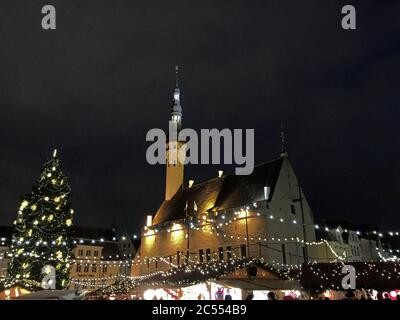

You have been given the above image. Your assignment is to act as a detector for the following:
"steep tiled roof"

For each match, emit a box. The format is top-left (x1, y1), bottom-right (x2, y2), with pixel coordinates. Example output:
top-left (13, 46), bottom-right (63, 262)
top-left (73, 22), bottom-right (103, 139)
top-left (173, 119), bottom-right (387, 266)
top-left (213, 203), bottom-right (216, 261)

top-left (153, 158), bottom-right (284, 225)
top-left (99, 241), bottom-right (124, 260)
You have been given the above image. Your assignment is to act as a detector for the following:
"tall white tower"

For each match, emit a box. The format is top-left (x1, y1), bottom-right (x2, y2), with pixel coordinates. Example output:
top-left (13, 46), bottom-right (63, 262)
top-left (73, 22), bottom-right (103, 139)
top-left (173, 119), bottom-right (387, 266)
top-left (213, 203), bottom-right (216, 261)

top-left (165, 66), bottom-right (185, 200)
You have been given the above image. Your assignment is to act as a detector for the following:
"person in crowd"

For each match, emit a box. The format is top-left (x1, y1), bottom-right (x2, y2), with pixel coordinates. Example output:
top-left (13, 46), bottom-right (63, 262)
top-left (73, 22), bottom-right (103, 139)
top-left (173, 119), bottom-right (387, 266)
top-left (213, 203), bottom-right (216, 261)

top-left (215, 288), bottom-right (224, 300)
top-left (382, 292), bottom-right (391, 300)
top-left (224, 289), bottom-right (232, 300)
top-left (343, 290), bottom-right (356, 300)
top-left (267, 291), bottom-right (276, 300)
top-left (245, 293), bottom-right (254, 300)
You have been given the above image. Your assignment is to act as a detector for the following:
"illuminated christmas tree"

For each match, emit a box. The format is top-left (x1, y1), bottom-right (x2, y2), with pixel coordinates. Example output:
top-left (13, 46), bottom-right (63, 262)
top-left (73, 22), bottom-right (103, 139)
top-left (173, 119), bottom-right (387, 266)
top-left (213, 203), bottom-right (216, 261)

top-left (5, 150), bottom-right (74, 289)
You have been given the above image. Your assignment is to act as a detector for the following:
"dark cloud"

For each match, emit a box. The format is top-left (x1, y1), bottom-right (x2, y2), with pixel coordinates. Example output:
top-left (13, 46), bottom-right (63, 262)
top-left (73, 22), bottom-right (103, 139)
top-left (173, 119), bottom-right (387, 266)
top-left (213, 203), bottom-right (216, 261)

top-left (0, 0), bottom-right (399, 233)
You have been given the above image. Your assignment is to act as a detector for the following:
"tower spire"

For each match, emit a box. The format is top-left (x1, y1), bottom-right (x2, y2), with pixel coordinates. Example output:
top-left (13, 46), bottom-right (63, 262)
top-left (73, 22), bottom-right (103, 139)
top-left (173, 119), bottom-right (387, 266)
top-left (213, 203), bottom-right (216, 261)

top-left (165, 66), bottom-right (185, 201)
top-left (171, 65), bottom-right (182, 130)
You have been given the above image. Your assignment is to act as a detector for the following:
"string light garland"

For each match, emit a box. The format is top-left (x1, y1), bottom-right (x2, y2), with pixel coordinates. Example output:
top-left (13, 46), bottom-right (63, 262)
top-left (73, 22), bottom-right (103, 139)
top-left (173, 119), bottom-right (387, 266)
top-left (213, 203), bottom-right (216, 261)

top-left (1, 196), bottom-right (399, 291)
top-left (143, 202), bottom-right (400, 238)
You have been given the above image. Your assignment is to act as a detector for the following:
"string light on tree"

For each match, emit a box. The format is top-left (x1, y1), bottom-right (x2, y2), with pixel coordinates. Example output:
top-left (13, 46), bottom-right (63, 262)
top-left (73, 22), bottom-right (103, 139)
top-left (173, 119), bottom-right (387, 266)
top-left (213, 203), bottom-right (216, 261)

top-left (4, 149), bottom-right (74, 289)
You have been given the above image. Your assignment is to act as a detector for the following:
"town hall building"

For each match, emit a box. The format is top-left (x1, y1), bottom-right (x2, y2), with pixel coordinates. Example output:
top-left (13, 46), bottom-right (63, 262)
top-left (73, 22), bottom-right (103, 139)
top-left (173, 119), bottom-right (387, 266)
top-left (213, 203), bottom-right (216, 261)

top-left (132, 68), bottom-right (318, 276)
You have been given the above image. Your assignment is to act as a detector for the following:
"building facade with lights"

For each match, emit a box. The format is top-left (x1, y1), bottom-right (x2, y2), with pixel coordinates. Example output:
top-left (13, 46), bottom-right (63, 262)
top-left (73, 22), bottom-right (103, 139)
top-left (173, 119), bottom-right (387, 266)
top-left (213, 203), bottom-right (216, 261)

top-left (69, 241), bottom-right (125, 290)
top-left (67, 227), bottom-right (136, 290)
top-left (0, 246), bottom-right (10, 281)
top-left (132, 69), bottom-right (318, 276)
top-left (0, 226), bottom-right (12, 281)
top-left (314, 224), bottom-right (387, 263)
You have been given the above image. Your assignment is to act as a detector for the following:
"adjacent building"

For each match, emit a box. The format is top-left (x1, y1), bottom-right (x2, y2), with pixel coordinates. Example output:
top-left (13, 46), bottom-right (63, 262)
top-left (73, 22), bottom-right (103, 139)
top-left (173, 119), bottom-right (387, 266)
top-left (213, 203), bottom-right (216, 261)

top-left (68, 226), bottom-right (136, 290)
top-left (314, 222), bottom-right (388, 263)
top-left (0, 226), bottom-right (12, 281)
top-left (69, 241), bottom-right (125, 290)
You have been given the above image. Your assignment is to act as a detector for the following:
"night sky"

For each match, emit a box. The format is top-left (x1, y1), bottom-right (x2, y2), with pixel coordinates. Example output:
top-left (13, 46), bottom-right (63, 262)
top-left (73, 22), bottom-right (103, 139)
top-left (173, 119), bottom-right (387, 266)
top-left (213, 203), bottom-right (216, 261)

top-left (0, 1), bottom-right (399, 234)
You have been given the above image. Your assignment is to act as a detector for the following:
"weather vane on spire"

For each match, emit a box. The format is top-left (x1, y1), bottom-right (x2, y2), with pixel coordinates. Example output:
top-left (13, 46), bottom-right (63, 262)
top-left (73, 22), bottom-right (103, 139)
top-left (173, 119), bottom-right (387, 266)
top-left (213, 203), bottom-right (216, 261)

top-left (175, 65), bottom-right (179, 88)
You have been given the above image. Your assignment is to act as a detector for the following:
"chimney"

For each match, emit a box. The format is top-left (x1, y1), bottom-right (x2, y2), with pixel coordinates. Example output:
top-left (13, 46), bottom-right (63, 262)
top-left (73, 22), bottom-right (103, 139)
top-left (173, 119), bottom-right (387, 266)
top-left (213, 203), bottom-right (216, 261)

top-left (146, 215), bottom-right (153, 227)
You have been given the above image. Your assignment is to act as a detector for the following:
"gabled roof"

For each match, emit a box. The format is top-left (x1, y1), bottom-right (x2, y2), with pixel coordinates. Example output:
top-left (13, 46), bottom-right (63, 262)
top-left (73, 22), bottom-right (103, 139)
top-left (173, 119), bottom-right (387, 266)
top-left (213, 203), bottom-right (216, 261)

top-left (138, 258), bottom-right (294, 289)
top-left (153, 158), bottom-right (284, 225)
top-left (99, 241), bottom-right (124, 260)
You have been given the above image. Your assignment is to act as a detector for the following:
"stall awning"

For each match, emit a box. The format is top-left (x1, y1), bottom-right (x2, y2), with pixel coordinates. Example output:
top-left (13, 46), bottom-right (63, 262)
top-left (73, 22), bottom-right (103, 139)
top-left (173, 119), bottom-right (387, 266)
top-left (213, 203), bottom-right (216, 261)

top-left (300, 262), bottom-right (400, 291)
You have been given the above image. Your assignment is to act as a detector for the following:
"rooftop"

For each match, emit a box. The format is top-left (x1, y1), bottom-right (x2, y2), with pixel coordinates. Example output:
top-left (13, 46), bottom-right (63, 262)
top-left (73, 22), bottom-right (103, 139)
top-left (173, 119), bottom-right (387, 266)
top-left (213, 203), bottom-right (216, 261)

top-left (153, 158), bottom-right (284, 225)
